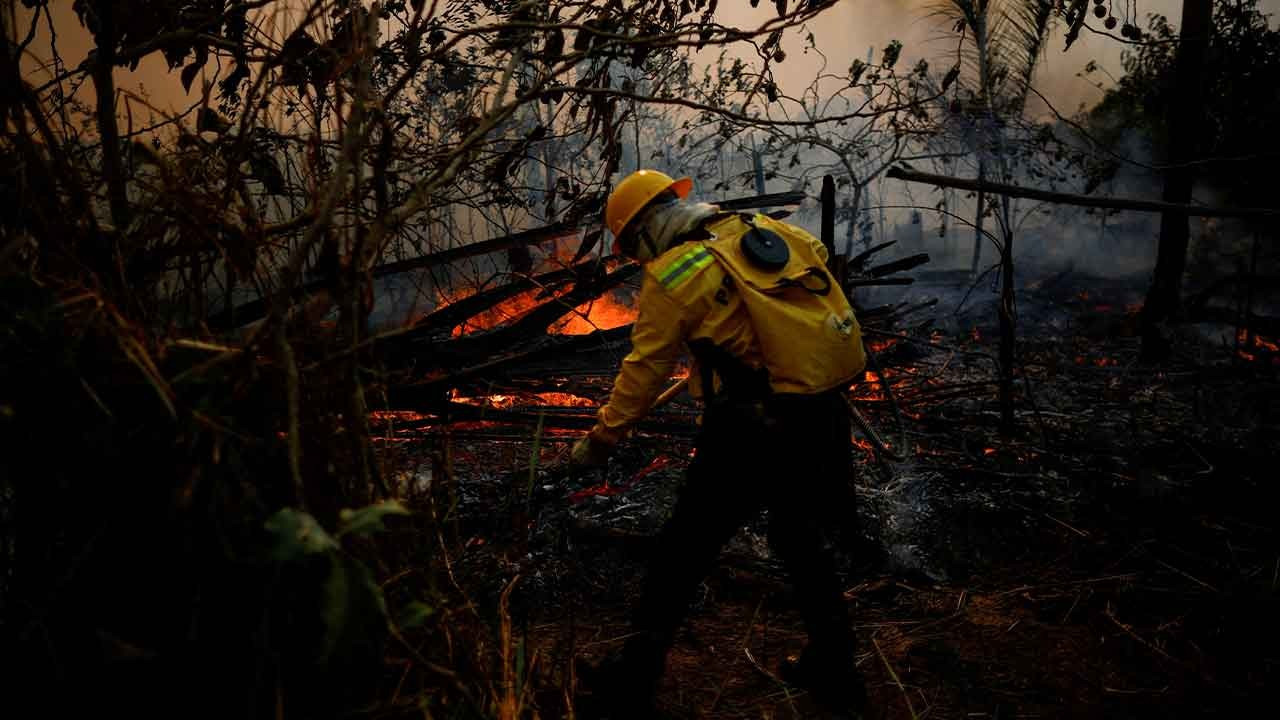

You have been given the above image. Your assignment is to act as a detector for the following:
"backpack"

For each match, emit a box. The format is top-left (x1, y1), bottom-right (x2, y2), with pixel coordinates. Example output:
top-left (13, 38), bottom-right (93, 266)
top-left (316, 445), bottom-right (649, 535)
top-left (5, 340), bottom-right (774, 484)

top-left (702, 214), bottom-right (866, 394)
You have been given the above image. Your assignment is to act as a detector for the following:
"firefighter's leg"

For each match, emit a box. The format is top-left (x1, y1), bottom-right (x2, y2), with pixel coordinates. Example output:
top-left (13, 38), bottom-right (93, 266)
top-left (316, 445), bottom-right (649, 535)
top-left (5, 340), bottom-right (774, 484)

top-left (767, 395), bottom-right (865, 710)
top-left (589, 413), bottom-right (763, 712)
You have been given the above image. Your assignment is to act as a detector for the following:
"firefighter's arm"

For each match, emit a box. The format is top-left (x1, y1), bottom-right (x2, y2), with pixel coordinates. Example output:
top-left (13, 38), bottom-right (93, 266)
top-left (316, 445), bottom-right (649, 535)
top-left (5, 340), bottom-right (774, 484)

top-left (588, 273), bottom-right (692, 446)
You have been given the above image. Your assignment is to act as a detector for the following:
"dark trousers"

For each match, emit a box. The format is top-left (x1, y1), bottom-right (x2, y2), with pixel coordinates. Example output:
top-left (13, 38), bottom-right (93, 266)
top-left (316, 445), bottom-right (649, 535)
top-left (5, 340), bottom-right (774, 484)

top-left (618, 390), bottom-right (857, 699)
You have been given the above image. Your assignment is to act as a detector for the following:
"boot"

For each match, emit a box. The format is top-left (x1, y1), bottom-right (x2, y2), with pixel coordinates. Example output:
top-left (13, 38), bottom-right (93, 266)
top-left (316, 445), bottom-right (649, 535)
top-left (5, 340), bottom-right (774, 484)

top-left (778, 649), bottom-right (867, 718)
top-left (574, 653), bottom-right (658, 720)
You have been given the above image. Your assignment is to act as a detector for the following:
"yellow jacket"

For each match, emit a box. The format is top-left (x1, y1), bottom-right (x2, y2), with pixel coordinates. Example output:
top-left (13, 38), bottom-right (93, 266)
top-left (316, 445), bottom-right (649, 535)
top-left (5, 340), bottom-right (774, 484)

top-left (588, 213), bottom-right (865, 445)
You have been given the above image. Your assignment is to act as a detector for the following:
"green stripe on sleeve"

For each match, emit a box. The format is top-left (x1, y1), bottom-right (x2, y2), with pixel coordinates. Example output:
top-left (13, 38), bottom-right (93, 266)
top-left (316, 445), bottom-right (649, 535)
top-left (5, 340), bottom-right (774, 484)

top-left (658, 248), bottom-right (713, 289)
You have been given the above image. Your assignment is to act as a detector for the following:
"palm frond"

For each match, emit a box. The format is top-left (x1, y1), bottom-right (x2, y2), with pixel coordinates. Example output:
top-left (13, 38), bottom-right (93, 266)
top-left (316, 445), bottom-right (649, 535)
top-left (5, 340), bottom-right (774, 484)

top-left (929, 0), bottom-right (1058, 115)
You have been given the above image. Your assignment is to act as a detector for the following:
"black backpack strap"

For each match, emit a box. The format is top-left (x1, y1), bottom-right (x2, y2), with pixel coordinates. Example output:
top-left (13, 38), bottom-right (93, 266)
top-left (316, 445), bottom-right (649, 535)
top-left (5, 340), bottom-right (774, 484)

top-left (687, 338), bottom-right (771, 404)
top-left (774, 266), bottom-right (832, 296)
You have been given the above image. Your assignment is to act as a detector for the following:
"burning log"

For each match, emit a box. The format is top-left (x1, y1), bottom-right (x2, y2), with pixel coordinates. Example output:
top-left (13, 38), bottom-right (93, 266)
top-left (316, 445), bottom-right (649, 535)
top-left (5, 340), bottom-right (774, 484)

top-left (497, 265), bottom-right (640, 340)
top-left (402, 259), bottom-right (608, 336)
top-left (386, 326), bottom-right (633, 404)
top-left (414, 264), bottom-right (641, 367)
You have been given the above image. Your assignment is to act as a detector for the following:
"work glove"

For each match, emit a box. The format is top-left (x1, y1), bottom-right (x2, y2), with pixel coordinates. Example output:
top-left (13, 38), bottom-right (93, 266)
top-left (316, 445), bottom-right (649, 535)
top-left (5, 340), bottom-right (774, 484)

top-left (570, 434), bottom-right (614, 468)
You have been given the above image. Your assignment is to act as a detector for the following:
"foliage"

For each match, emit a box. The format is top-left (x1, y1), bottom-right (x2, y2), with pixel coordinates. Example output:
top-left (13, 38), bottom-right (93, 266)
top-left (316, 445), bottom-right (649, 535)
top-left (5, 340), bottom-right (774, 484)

top-left (1088, 0), bottom-right (1280, 210)
top-left (1, 1), bottom-right (878, 717)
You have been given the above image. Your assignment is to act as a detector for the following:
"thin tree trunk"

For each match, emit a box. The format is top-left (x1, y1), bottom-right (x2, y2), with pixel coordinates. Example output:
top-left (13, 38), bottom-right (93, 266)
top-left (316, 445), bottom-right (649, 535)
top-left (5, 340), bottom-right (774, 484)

top-left (971, 159), bottom-right (986, 274)
top-left (998, 200), bottom-right (1016, 435)
top-left (90, 11), bottom-right (128, 232)
top-left (820, 174), bottom-right (836, 262)
top-left (1140, 0), bottom-right (1213, 362)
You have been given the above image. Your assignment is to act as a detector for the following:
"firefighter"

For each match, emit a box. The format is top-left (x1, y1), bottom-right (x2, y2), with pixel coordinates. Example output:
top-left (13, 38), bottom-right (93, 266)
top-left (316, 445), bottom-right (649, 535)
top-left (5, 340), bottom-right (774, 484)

top-left (570, 170), bottom-right (868, 718)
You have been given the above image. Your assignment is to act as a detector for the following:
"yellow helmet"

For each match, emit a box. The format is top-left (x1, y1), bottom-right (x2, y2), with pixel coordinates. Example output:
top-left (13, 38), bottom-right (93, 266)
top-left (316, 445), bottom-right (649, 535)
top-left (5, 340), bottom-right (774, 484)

top-left (605, 170), bottom-right (693, 240)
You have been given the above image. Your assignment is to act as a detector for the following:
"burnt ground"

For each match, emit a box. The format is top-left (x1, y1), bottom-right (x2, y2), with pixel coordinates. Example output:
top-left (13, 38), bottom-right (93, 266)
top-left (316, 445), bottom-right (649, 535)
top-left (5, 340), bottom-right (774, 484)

top-left (374, 270), bottom-right (1279, 719)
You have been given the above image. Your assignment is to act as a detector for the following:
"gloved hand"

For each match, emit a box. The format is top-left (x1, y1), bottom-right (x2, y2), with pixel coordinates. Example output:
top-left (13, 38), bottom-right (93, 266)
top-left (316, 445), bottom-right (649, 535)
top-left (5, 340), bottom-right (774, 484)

top-left (570, 434), bottom-right (614, 467)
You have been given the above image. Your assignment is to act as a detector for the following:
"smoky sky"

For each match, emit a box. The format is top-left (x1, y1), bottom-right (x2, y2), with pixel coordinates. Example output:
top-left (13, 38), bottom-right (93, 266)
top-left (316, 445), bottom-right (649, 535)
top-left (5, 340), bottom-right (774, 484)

top-left (719, 0), bottom-right (1280, 121)
top-left (24, 0), bottom-right (1279, 119)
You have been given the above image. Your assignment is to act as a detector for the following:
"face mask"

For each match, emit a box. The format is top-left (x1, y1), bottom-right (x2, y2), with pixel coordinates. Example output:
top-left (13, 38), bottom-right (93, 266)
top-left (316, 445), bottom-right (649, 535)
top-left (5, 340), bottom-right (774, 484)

top-left (622, 200), bottom-right (717, 262)
top-left (630, 199), bottom-right (679, 262)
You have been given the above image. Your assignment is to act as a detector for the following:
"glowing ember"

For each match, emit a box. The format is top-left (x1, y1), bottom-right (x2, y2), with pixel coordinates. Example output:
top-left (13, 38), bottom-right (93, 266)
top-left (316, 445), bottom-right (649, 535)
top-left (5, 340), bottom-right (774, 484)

top-left (1235, 329), bottom-right (1280, 363)
top-left (1238, 328), bottom-right (1280, 352)
top-left (568, 453), bottom-right (679, 504)
top-left (568, 481), bottom-right (622, 503)
top-left (851, 436), bottom-right (875, 455)
top-left (370, 410), bottom-right (435, 423)
top-left (867, 337), bottom-right (899, 353)
top-left (630, 453), bottom-right (676, 483)
top-left (451, 390), bottom-right (597, 409)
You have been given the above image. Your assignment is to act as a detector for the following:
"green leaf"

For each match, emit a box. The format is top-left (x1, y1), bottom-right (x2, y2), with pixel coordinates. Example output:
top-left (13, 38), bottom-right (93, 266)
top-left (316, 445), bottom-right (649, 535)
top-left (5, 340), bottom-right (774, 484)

top-left (181, 61), bottom-right (202, 94)
top-left (320, 552), bottom-right (389, 663)
top-left (337, 500), bottom-right (411, 539)
top-left (265, 508), bottom-right (337, 561)
top-left (881, 39), bottom-right (902, 70)
top-left (397, 601), bottom-right (436, 630)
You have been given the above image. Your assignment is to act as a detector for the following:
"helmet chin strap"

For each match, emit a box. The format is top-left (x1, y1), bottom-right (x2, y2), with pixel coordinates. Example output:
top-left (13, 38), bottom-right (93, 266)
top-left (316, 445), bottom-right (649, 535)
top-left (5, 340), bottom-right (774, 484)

top-left (632, 200), bottom-right (718, 262)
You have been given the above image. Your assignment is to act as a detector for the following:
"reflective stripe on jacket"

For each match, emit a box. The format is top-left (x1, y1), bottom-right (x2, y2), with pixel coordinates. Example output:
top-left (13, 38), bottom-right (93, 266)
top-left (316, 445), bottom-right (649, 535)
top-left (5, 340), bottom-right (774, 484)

top-left (588, 213), bottom-right (862, 445)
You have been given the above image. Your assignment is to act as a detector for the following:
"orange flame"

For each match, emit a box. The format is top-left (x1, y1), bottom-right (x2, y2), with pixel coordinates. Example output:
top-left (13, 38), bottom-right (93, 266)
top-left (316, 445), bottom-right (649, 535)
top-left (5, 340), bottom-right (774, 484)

top-left (449, 288), bottom-right (546, 337)
top-left (552, 293), bottom-right (637, 335)
top-left (441, 285), bottom-right (636, 337)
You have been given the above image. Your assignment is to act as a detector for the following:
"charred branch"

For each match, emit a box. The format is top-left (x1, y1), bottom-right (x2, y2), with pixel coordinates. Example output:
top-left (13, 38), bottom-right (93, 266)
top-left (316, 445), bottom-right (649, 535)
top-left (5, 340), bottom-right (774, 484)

top-left (717, 190), bottom-right (808, 211)
top-left (849, 241), bottom-right (897, 272)
top-left (847, 277), bottom-right (915, 288)
top-left (885, 167), bottom-right (1280, 220)
top-left (867, 253), bottom-right (931, 278)
top-left (385, 325), bottom-right (633, 403)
